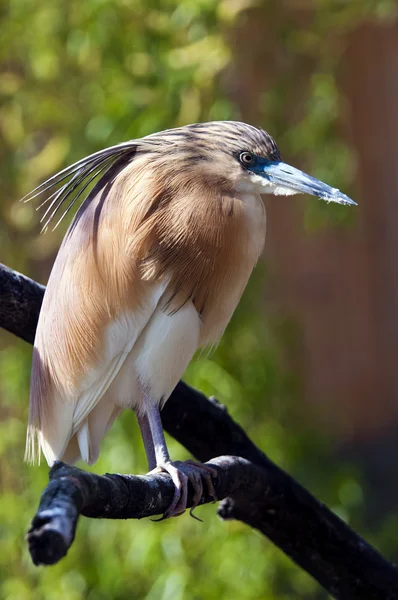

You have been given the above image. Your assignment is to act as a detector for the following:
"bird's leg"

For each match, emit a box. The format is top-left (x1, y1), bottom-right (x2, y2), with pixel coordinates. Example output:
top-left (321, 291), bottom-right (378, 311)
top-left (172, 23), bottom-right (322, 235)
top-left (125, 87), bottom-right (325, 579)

top-left (139, 400), bottom-right (217, 519)
top-left (136, 412), bottom-right (156, 471)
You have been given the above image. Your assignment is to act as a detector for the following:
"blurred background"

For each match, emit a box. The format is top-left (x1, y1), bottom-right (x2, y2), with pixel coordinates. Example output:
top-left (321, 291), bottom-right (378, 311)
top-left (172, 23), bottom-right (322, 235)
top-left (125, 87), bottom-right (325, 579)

top-left (1, 1), bottom-right (398, 598)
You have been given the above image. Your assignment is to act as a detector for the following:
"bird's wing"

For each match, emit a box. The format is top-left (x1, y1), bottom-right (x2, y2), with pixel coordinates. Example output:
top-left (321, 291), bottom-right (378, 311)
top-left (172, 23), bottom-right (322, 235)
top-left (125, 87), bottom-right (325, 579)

top-left (26, 156), bottom-right (170, 466)
top-left (29, 250), bottom-right (168, 466)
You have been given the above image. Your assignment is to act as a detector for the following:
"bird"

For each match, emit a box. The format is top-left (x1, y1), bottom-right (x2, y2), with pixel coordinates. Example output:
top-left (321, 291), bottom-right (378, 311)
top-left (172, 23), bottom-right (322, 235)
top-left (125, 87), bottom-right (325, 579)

top-left (24, 121), bottom-right (356, 518)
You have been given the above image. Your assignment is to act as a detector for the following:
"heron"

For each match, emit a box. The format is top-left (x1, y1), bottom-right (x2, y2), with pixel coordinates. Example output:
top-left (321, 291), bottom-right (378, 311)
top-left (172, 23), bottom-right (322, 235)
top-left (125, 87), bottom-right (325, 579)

top-left (24, 121), bottom-right (355, 518)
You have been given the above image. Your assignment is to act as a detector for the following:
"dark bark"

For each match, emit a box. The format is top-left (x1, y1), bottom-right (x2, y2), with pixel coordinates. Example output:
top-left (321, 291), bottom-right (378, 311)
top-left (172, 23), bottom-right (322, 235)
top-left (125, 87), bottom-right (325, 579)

top-left (1, 261), bottom-right (398, 599)
top-left (0, 262), bottom-right (45, 344)
top-left (27, 456), bottom-right (257, 565)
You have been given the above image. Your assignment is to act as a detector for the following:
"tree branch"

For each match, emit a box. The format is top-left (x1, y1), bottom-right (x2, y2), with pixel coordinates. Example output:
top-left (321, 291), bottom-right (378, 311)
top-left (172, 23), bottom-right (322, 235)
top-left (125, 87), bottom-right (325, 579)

top-left (1, 261), bottom-right (398, 599)
top-left (27, 456), bottom-right (257, 565)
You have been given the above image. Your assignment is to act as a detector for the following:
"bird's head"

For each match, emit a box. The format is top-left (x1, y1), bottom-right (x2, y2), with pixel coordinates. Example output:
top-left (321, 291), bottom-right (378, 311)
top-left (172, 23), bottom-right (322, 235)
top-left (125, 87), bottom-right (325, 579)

top-left (142, 121), bottom-right (356, 206)
top-left (23, 120), bottom-right (355, 234)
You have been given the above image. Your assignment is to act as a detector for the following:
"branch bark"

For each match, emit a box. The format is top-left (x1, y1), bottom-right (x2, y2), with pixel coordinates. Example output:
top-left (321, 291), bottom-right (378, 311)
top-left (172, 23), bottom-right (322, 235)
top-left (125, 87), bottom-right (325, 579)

top-left (1, 261), bottom-right (398, 599)
top-left (26, 456), bottom-right (257, 565)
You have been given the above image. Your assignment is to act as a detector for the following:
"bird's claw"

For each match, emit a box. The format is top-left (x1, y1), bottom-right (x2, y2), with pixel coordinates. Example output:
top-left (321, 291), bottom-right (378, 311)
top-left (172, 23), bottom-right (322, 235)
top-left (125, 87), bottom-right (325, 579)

top-left (151, 460), bottom-right (218, 520)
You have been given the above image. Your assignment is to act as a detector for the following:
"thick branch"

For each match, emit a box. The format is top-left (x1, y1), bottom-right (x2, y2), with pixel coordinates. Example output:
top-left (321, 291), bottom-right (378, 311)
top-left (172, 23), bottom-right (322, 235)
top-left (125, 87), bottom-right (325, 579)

top-left (0, 262), bottom-right (45, 344)
top-left (1, 261), bottom-right (398, 599)
top-left (27, 456), bottom-right (257, 565)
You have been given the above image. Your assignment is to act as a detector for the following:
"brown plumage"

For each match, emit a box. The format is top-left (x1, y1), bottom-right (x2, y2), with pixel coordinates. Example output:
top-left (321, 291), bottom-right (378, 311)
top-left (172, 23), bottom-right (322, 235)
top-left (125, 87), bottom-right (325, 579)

top-left (24, 121), bottom-right (355, 517)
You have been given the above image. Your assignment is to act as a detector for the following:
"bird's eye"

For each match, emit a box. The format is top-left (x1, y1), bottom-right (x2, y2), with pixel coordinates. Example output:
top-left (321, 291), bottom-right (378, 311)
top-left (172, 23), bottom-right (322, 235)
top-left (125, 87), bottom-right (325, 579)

top-left (239, 152), bottom-right (255, 166)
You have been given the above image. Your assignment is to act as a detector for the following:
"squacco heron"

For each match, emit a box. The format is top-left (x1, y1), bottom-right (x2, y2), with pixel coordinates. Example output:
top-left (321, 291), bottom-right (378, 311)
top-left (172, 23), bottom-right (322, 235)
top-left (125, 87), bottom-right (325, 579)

top-left (24, 121), bottom-right (355, 518)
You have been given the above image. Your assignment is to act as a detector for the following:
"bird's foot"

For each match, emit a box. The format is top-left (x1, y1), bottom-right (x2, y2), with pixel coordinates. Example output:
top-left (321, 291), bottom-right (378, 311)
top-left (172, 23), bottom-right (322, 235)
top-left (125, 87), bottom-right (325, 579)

top-left (151, 460), bottom-right (217, 520)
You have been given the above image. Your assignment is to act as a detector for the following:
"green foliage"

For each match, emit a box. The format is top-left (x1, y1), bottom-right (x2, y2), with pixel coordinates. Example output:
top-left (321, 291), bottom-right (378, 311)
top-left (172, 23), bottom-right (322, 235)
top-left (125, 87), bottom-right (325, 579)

top-left (0, 1), bottom-right (396, 599)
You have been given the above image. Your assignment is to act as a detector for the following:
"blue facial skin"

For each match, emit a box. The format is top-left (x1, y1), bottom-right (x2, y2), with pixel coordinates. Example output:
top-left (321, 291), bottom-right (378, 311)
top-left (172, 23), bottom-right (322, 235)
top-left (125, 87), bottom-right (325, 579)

top-left (247, 157), bottom-right (357, 206)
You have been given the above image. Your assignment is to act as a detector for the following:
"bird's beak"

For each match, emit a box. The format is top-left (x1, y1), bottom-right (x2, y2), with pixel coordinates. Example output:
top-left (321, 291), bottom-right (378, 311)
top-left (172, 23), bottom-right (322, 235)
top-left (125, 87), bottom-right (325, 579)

top-left (254, 160), bottom-right (356, 206)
